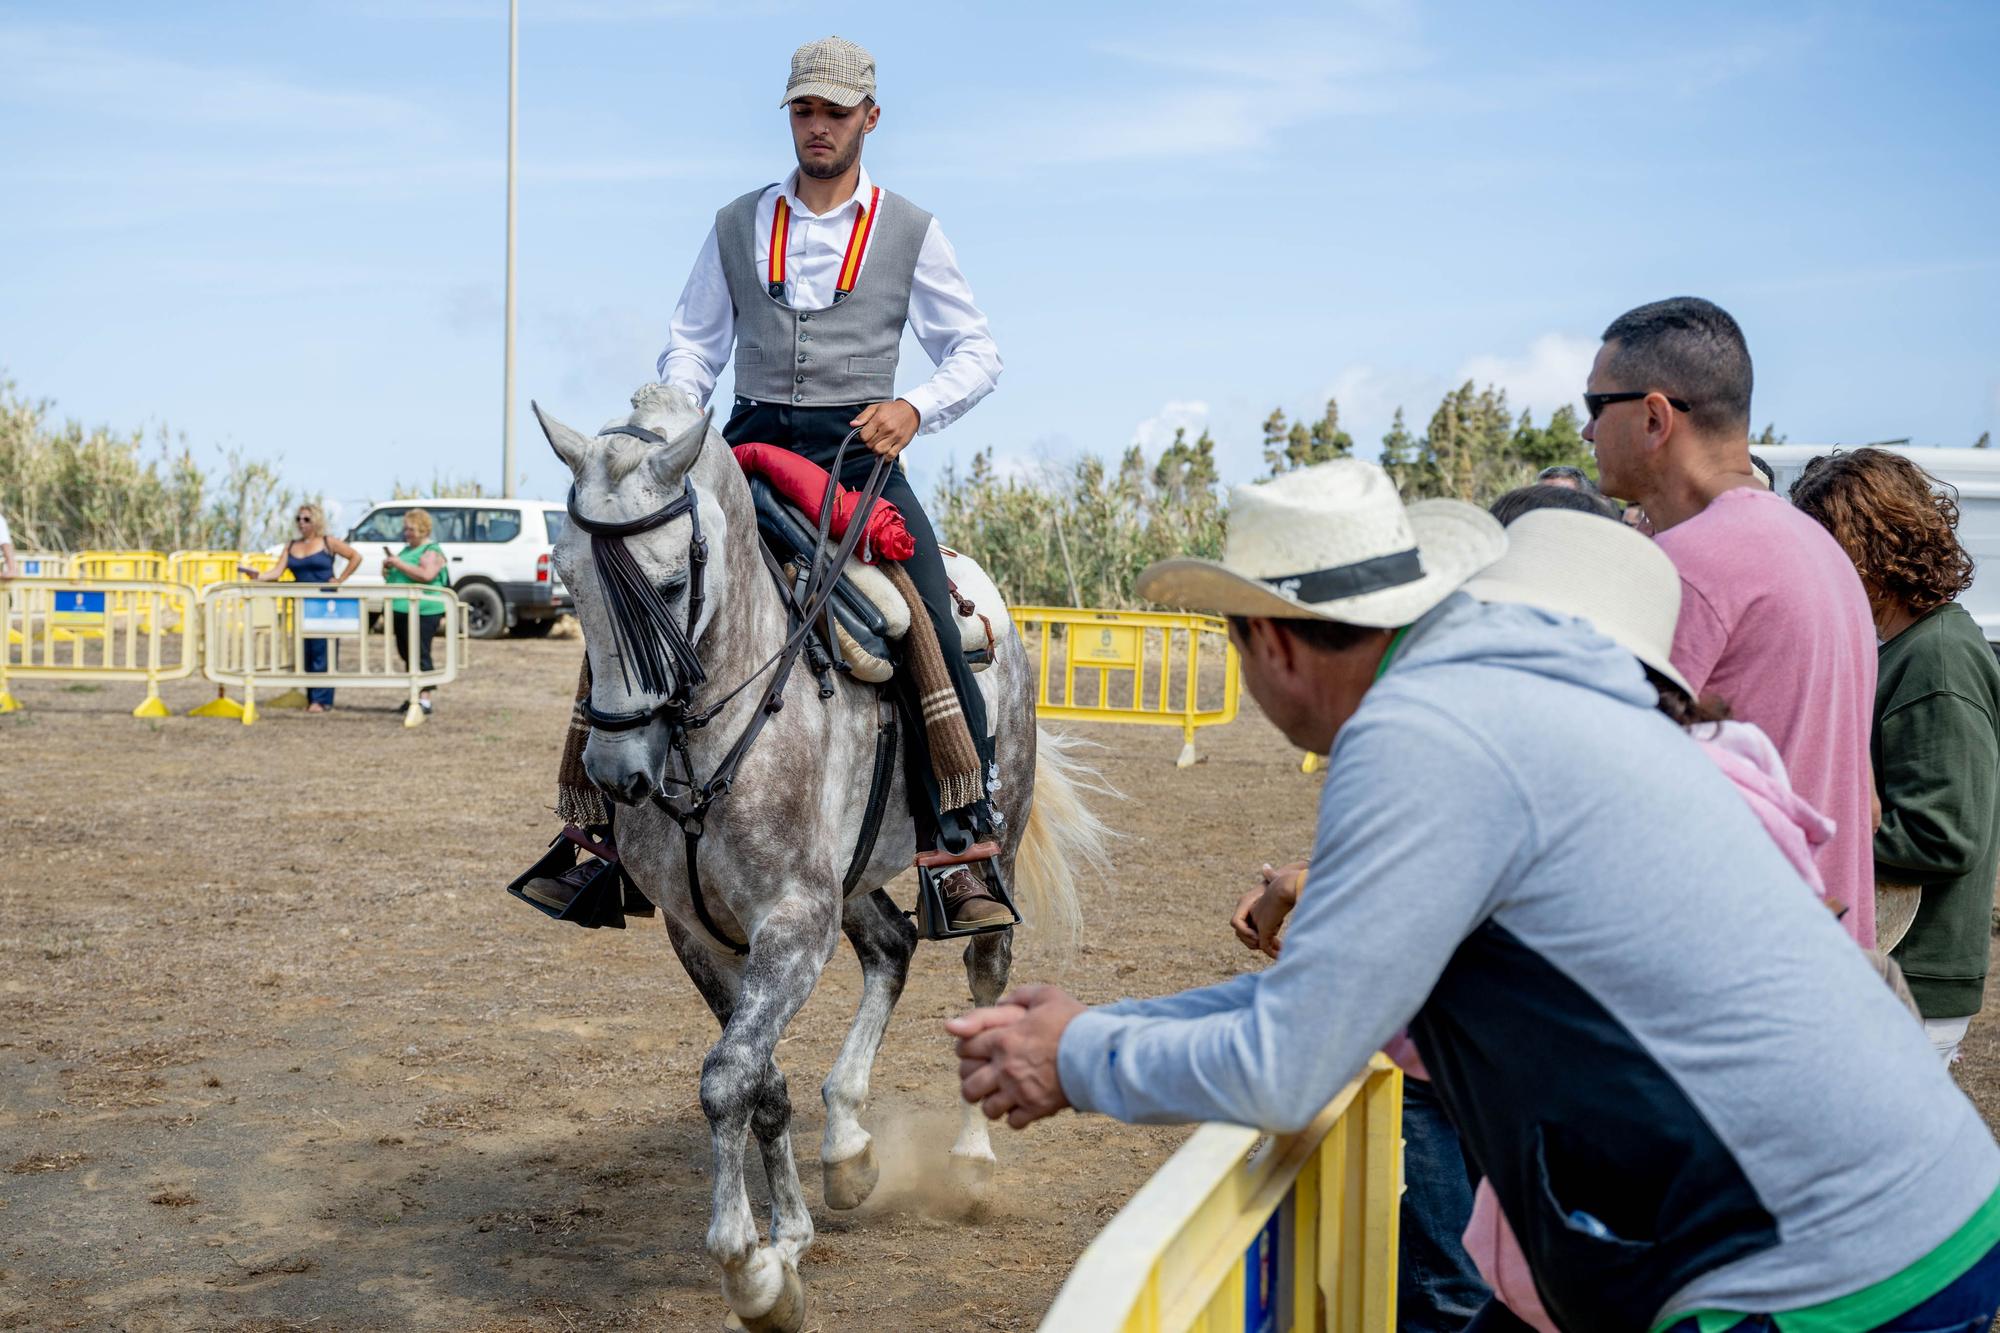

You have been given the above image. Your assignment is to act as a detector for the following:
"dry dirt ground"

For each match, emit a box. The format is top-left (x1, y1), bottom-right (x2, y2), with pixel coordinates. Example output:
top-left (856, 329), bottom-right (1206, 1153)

top-left (9, 636), bottom-right (2000, 1333)
top-left (0, 632), bottom-right (1324, 1332)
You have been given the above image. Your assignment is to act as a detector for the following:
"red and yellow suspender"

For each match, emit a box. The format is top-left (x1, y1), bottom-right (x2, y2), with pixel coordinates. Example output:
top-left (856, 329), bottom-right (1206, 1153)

top-left (766, 186), bottom-right (880, 305)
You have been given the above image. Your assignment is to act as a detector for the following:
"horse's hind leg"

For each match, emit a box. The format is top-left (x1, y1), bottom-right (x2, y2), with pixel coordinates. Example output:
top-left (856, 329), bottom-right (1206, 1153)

top-left (952, 926), bottom-right (1014, 1186)
top-left (698, 897), bottom-right (833, 1333)
top-left (820, 888), bottom-right (917, 1210)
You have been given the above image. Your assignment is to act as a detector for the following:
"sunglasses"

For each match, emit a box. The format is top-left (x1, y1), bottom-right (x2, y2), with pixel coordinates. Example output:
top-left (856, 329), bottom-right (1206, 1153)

top-left (1584, 390), bottom-right (1691, 422)
top-left (296, 515), bottom-right (313, 523)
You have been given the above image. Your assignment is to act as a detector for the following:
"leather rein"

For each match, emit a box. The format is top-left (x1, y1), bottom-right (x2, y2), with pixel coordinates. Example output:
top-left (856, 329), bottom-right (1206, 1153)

top-left (568, 420), bottom-right (894, 953)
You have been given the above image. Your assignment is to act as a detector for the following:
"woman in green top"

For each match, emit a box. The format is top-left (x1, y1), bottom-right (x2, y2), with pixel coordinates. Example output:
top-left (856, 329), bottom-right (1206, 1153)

top-left (381, 507), bottom-right (450, 716)
top-left (1793, 448), bottom-right (2000, 1066)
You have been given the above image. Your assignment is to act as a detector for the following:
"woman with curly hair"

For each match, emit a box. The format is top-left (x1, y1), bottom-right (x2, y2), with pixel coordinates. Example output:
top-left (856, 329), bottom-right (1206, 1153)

top-left (1792, 448), bottom-right (2000, 1065)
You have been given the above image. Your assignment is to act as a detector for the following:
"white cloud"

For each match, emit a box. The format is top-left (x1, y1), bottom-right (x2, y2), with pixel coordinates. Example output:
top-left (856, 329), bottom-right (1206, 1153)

top-left (1455, 334), bottom-right (1596, 423)
top-left (1132, 400), bottom-right (1211, 454)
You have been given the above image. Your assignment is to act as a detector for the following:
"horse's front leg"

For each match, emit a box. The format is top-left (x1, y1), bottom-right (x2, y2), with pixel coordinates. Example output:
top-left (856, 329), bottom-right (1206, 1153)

top-left (700, 890), bottom-right (835, 1333)
top-left (820, 888), bottom-right (918, 1210)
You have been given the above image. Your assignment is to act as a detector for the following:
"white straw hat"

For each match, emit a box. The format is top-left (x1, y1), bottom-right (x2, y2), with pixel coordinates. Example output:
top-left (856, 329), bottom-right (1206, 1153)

top-left (1462, 508), bottom-right (1693, 698)
top-left (1135, 459), bottom-right (1506, 627)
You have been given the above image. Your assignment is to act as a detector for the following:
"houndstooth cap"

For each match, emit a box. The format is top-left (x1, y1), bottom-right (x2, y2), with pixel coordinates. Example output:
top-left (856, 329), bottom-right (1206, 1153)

top-left (781, 36), bottom-right (875, 107)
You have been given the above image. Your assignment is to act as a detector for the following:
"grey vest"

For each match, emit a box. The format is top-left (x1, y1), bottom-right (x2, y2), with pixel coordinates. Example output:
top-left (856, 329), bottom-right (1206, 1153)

top-left (717, 184), bottom-right (932, 407)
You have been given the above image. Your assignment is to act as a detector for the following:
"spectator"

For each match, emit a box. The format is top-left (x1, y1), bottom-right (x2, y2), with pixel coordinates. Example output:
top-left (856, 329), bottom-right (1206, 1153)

top-left (1533, 464), bottom-right (1598, 493)
top-left (1750, 453), bottom-right (1776, 490)
top-left (1621, 501), bottom-right (1656, 537)
top-left (1585, 296), bottom-right (1880, 943)
top-left (0, 503), bottom-right (16, 579)
top-left (1792, 448), bottom-right (2000, 1065)
top-left (951, 459), bottom-right (2000, 1333)
top-left (382, 508), bottom-right (449, 716)
top-left (1489, 482), bottom-right (1620, 527)
top-left (247, 502), bottom-right (359, 712)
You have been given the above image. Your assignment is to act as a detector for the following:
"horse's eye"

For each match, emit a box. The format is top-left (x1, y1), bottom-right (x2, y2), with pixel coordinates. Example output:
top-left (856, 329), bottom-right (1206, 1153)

top-left (657, 573), bottom-right (688, 602)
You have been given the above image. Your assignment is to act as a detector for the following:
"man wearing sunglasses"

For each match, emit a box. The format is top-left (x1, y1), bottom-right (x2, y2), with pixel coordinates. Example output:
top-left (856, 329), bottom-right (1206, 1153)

top-left (1585, 296), bottom-right (1879, 948)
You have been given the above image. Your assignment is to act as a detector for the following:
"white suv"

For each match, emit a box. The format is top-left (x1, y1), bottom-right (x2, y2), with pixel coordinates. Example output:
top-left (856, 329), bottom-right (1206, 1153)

top-left (344, 498), bottom-right (573, 639)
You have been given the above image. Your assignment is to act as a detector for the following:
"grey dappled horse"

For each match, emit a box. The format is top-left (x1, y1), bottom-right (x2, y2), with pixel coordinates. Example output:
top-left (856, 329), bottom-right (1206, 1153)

top-left (536, 383), bottom-right (1110, 1331)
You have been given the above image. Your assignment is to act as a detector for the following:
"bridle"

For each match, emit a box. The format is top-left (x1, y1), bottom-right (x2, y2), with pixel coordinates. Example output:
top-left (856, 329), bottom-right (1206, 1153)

top-left (566, 417), bottom-right (894, 952)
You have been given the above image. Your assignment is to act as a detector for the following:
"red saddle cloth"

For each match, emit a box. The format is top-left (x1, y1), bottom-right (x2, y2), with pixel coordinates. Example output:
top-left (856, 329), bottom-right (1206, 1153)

top-left (731, 442), bottom-right (916, 563)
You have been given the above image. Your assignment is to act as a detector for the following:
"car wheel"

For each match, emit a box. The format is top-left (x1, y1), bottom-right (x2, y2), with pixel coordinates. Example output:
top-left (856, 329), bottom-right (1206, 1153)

top-left (460, 582), bottom-right (506, 639)
top-left (512, 617), bottom-right (559, 638)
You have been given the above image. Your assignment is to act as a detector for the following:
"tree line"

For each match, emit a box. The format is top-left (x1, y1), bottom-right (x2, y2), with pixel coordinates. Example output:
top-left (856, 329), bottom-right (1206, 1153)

top-left (934, 382), bottom-right (1609, 608)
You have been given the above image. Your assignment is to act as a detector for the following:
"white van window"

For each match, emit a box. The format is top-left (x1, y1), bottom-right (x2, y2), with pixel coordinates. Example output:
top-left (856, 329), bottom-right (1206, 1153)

top-left (544, 511), bottom-right (568, 542)
top-left (468, 508), bottom-right (522, 543)
top-left (352, 509), bottom-right (406, 542)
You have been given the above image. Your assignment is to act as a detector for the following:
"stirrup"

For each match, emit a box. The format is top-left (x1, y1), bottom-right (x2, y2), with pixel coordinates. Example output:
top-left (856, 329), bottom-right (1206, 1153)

top-left (912, 842), bottom-right (1020, 941)
top-left (506, 827), bottom-right (629, 930)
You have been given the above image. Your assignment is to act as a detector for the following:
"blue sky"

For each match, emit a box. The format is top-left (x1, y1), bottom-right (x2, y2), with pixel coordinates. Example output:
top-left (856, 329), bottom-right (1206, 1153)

top-left (4, 0), bottom-right (1997, 521)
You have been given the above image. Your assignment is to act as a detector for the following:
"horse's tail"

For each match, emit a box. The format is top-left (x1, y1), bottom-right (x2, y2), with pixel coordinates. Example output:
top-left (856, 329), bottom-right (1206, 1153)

top-left (1012, 727), bottom-right (1118, 953)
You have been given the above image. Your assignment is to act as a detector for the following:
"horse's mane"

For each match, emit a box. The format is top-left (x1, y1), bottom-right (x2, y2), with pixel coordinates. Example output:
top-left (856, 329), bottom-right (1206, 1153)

top-left (602, 382), bottom-right (708, 485)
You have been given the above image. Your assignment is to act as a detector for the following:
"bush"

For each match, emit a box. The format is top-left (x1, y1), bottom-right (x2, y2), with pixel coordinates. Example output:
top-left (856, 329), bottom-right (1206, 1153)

top-left (0, 379), bottom-right (297, 553)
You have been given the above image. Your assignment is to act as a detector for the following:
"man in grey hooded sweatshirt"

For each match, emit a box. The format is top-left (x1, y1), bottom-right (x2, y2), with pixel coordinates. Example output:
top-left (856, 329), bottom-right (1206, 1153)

top-left (949, 460), bottom-right (2000, 1333)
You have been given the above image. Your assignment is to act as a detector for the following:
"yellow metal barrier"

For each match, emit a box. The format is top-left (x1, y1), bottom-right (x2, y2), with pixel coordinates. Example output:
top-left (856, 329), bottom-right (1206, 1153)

top-left (199, 583), bottom-right (466, 727)
top-left (0, 579), bottom-right (200, 717)
top-left (1040, 1056), bottom-right (1402, 1333)
top-left (1014, 606), bottom-right (1240, 767)
top-left (167, 549), bottom-right (283, 591)
top-left (71, 550), bottom-right (170, 582)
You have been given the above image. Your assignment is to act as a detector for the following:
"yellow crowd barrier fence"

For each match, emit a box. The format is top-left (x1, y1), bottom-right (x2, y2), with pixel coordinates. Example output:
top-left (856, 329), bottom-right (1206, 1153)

top-left (1014, 607), bottom-right (1240, 767)
top-left (167, 549), bottom-right (284, 591)
top-left (1039, 1056), bottom-right (1403, 1333)
top-left (200, 583), bottom-right (468, 727)
top-left (0, 579), bottom-right (200, 717)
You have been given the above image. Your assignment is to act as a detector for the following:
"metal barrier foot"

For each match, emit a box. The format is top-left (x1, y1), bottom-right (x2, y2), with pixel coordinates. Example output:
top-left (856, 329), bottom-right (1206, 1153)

top-left (403, 697), bottom-right (427, 728)
top-left (0, 689), bottom-right (17, 715)
top-left (1176, 739), bottom-right (1198, 768)
top-left (188, 692), bottom-right (246, 719)
top-left (132, 692), bottom-right (169, 719)
top-left (265, 688), bottom-right (309, 710)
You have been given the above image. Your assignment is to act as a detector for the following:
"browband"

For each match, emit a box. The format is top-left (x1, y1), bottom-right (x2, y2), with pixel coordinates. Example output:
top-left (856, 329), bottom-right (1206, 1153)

top-left (1264, 548), bottom-right (1424, 603)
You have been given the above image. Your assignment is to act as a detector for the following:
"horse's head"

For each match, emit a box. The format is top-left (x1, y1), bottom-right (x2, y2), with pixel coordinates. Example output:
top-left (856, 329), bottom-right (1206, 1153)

top-left (536, 382), bottom-right (727, 805)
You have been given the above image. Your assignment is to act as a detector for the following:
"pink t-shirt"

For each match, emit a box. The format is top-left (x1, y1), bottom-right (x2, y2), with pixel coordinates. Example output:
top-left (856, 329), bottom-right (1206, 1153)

top-left (1655, 488), bottom-right (1879, 945)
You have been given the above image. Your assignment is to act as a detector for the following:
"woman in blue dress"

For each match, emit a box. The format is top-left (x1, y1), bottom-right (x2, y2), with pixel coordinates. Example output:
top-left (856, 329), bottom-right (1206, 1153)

top-left (247, 502), bottom-right (360, 712)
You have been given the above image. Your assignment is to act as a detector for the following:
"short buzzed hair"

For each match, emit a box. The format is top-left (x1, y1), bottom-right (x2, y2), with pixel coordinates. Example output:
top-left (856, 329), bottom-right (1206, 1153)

top-left (1600, 297), bottom-right (1753, 436)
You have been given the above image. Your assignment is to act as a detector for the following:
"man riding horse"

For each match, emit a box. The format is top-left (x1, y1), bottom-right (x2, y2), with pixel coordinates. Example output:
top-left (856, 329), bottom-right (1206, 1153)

top-left (518, 35), bottom-right (1010, 933)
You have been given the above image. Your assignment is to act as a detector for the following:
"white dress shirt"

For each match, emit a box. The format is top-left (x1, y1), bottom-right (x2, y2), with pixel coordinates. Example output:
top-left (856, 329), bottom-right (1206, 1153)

top-left (658, 165), bottom-right (1002, 434)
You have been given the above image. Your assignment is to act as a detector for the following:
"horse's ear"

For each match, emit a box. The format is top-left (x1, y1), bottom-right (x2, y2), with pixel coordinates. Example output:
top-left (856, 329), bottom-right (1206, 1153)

top-left (648, 407), bottom-right (714, 487)
top-left (533, 401), bottom-right (592, 474)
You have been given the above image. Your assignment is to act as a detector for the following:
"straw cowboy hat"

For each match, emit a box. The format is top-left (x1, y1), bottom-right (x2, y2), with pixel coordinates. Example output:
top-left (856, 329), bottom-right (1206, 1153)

top-left (1136, 459), bottom-right (1505, 627)
top-left (1462, 507), bottom-right (1694, 698)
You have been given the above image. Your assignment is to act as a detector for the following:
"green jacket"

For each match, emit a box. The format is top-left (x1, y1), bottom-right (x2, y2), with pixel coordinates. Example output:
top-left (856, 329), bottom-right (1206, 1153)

top-left (1874, 601), bottom-right (2000, 1018)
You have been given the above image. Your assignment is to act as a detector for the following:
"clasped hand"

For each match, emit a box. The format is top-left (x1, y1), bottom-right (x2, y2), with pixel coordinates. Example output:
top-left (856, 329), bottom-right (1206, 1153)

top-left (946, 984), bottom-right (1084, 1130)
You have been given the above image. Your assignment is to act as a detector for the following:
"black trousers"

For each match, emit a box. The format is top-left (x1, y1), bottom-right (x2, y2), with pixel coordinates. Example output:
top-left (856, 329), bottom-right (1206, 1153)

top-left (393, 612), bottom-right (443, 676)
top-left (722, 397), bottom-right (991, 841)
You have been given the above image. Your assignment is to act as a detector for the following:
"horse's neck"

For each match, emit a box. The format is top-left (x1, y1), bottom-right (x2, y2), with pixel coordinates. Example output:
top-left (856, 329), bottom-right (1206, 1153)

top-left (683, 441), bottom-right (792, 741)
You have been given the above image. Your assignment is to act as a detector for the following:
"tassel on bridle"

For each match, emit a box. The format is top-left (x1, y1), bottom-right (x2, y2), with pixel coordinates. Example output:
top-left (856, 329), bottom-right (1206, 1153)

top-left (590, 522), bottom-right (707, 702)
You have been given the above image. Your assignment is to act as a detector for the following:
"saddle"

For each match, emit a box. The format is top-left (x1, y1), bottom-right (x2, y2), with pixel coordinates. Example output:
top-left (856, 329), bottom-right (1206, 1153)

top-left (748, 478), bottom-right (998, 686)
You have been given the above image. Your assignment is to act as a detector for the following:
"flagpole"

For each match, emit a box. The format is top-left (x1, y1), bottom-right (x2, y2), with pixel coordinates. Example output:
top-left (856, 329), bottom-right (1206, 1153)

top-left (501, 0), bottom-right (519, 497)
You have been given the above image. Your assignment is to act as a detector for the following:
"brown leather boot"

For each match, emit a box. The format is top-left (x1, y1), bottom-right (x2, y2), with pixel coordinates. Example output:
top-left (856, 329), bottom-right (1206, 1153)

top-left (521, 858), bottom-right (604, 912)
top-left (938, 866), bottom-right (1013, 930)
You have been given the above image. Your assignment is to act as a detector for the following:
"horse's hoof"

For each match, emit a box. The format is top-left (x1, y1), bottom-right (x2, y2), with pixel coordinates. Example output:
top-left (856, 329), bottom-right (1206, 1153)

top-left (822, 1141), bottom-right (879, 1211)
top-left (949, 1149), bottom-right (995, 1202)
top-left (724, 1261), bottom-right (805, 1333)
